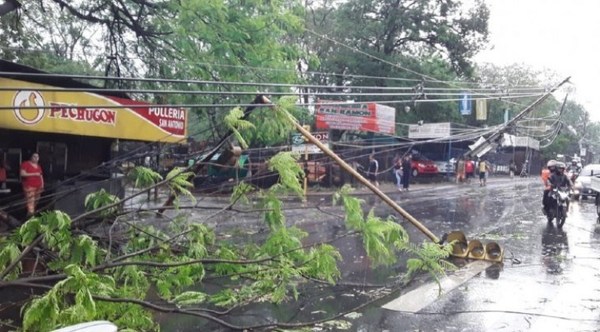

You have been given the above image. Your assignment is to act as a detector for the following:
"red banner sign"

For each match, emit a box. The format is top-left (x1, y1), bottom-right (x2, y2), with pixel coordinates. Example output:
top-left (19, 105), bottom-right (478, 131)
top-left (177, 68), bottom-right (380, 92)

top-left (315, 101), bottom-right (395, 134)
top-left (107, 96), bottom-right (186, 136)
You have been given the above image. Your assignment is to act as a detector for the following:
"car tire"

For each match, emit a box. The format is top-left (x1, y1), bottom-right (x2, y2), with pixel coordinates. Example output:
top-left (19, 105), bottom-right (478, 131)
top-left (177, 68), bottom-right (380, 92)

top-left (412, 169), bottom-right (419, 177)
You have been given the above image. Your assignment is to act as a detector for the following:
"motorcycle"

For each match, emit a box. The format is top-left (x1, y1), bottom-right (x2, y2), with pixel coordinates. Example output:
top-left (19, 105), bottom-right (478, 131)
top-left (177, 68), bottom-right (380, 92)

top-left (567, 169), bottom-right (579, 183)
top-left (546, 187), bottom-right (570, 228)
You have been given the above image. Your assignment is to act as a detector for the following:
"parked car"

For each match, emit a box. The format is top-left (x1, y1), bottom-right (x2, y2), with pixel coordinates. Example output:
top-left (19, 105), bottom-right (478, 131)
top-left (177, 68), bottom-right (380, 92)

top-left (572, 164), bottom-right (600, 200)
top-left (433, 160), bottom-right (455, 175)
top-left (410, 154), bottom-right (439, 177)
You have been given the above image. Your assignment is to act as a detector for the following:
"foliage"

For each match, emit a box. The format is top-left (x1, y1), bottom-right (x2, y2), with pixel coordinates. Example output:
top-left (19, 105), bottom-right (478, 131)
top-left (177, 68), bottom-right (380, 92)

top-left (4, 0), bottom-right (307, 144)
top-left (333, 186), bottom-right (410, 266)
top-left (0, 241), bottom-right (21, 280)
top-left (267, 151), bottom-right (305, 196)
top-left (84, 189), bottom-right (121, 217)
top-left (160, 1), bottom-right (305, 142)
top-left (127, 167), bottom-right (163, 190)
top-left (231, 182), bottom-right (254, 205)
top-left (12, 212), bottom-right (155, 331)
top-left (242, 96), bottom-right (302, 146)
top-left (403, 241), bottom-right (456, 294)
top-left (19, 212), bottom-right (72, 256)
top-left (224, 107), bottom-right (256, 149)
top-left (165, 167), bottom-right (196, 204)
top-left (333, 185), bottom-right (365, 230)
top-left (2, 94), bottom-right (459, 332)
top-left (22, 265), bottom-right (155, 331)
top-left (380, 0), bottom-right (485, 66)
top-left (362, 211), bottom-right (410, 266)
top-left (173, 291), bottom-right (208, 306)
top-left (301, 244), bottom-right (342, 284)
top-left (262, 190), bottom-right (287, 232)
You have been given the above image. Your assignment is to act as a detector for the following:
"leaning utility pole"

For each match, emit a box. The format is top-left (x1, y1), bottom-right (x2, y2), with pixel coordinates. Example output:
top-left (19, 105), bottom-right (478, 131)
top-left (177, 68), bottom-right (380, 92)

top-left (465, 77), bottom-right (570, 159)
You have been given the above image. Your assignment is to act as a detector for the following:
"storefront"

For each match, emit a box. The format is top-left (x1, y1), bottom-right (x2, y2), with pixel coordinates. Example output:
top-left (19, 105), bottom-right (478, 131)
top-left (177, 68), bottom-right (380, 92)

top-left (0, 60), bottom-right (187, 216)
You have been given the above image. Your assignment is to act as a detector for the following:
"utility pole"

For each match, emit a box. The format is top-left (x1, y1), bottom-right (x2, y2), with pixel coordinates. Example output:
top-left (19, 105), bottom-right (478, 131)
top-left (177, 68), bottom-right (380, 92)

top-left (465, 77), bottom-right (570, 159)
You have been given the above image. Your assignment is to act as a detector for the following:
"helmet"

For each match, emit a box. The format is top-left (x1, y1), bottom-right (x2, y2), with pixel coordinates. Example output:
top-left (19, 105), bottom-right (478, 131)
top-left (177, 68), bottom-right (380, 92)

top-left (547, 159), bottom-right (557, 168)
top-left (556, 162), bottom-right (566, 171)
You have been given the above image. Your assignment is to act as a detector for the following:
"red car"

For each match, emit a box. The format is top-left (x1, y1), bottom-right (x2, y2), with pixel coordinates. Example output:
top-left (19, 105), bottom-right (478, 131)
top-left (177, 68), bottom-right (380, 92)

top-left (410, 154), bottom-right (439, 177)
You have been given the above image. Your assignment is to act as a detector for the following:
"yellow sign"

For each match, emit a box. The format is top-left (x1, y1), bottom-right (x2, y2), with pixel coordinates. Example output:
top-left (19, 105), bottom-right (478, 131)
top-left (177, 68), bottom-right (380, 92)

top-left (476, 99), bottom-right (487, 121)
top-left (0, 78), bottom-right (187, 143)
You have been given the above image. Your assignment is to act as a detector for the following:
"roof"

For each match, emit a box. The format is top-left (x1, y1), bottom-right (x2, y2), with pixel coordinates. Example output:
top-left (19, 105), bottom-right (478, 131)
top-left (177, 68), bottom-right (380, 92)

top-left (0, 59), bottom-right (130, 99)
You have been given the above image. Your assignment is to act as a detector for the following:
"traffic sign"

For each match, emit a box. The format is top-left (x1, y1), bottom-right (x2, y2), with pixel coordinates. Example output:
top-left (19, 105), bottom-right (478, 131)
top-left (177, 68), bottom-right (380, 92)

top-left (459, 93), bottom-right (472, 115)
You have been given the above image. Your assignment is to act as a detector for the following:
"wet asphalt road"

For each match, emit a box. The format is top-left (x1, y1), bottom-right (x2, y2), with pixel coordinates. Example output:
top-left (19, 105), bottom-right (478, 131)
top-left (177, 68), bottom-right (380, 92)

top-left (160, 176), bottom-right (600, 331)
top-left (351, 177), bottom-right (600, 331)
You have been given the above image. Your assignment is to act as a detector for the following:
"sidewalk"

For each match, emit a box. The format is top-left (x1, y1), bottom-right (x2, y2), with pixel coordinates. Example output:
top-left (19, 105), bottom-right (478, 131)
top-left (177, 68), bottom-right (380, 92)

top-left (305, 175), bottom-right (534, 198)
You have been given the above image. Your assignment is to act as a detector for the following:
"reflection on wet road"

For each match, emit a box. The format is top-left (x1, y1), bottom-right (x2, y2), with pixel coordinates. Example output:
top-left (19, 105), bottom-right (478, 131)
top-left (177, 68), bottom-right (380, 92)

top-left (363, 178), bottom-right (600, 331)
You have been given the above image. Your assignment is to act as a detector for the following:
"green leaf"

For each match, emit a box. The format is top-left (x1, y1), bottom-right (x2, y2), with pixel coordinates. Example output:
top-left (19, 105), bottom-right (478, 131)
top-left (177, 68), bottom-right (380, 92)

top-left (268, 152), bottom-right (304, 196)
top-left (173, 291), bottom-right (208, 306)
top-left (333, 186), bottom-right (365, 231)
top-left (224, 107), bottom-right (255, 149)
top-left (127, 166), bottom-right (163, 189)
top-left (165, 167), bottom-right (195, 203)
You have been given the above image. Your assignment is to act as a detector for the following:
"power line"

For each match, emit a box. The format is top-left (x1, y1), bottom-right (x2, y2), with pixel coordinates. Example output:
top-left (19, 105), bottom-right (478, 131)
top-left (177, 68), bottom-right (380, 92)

top-left (0, 93), bottom-right (546, 111)
top-left (0, 70), bottom-right (549, 96)
top-left (0, 86), bottom-right (545, 97)
top-left (303, 28), bottom-right (562, 110)
top-left (0, 45), bottom-right (552, 90)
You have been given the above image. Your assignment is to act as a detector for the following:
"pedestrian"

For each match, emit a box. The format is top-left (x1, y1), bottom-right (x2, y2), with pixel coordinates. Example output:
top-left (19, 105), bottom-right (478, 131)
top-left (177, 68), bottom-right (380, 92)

top-left (465, 157), bottom-right (474, 183)
top-left (367, 153), bottom-right (379, 187)
top-left (20, 152), bottom-right (44, 217)
top-left (392, 155), bottom-right (403, 191)
top-left (0, 155), bottom-right (8, 190)
top-left (509, 160), bottom-right (517, 179)
top-left (455, 157), bottom-right (465, 184)
top-left (478, 157), bottom-right (491, 186)
top-left (541, 160), bottom-right (554, 215)
top-left (401, 155), bottom-right (412, 191)
top-left (520, 160), bottom-right (529, 177)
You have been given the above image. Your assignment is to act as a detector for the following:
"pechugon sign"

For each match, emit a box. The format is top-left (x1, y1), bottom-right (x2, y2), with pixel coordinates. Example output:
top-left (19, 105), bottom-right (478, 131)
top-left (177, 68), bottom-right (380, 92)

top-left (1, 78), bottom-right (187, 143)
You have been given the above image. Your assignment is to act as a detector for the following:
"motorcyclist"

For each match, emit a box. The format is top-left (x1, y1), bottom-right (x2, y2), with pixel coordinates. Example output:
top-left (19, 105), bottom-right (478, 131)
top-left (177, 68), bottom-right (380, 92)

top-left (566, 160), bottom-right (581, 181)
top-left (542, 160), bottom-right (556, 215)
top-left (544, 162), bottom-right (572, 217)
top-left (549, 162), bottom-right (573, 190)
top-left (567, 160), bottom-right (581, 173)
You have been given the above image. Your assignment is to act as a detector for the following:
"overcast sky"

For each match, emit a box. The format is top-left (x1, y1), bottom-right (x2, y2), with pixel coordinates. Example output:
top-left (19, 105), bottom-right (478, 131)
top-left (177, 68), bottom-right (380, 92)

top-left (473, 0), bottom-right (600, 121)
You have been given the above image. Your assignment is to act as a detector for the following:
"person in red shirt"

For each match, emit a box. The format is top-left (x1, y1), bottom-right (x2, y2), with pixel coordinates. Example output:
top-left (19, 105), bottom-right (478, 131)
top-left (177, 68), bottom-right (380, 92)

top-left (20, 152), bottom-right (44, 217)
top-left (465, 157), bottom-right (475, 183)
top-left (0, 155), bottom-right (8, 190)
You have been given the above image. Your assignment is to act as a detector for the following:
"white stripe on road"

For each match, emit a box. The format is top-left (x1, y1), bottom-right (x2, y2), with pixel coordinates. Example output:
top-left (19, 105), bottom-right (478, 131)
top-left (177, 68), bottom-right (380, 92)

top-left (382, 260), bottom-right (492, 313)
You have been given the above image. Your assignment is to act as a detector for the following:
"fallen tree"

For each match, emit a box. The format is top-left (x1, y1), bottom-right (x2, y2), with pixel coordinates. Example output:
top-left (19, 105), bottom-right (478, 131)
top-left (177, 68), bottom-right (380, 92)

top-left (0, 97), bottom-right (455, 331)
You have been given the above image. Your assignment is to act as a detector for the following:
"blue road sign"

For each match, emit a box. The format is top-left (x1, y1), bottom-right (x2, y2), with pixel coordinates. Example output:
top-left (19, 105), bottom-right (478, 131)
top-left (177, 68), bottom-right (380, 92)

top-left (459, 93), bottom-right (472, 115)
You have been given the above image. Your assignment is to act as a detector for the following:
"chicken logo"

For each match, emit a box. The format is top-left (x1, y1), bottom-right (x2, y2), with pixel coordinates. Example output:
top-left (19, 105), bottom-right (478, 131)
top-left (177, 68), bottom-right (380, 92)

top-left (13, 90), bottom-right (45, 125)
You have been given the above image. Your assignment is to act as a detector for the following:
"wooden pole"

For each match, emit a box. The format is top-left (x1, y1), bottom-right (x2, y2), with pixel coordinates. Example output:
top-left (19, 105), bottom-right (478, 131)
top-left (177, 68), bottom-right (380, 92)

top-left (292, 118), bottom-right (440, 243)
top-left (303, 143), bottom-right (308, 199)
